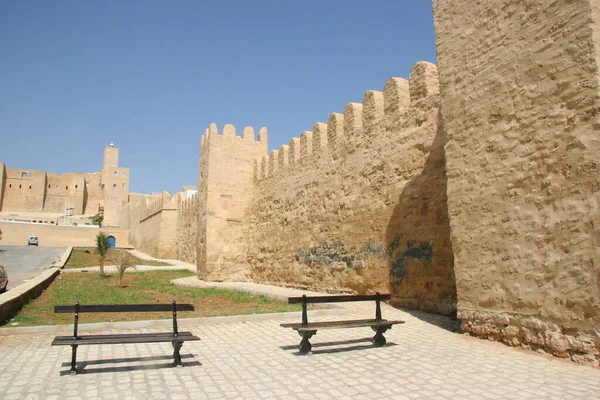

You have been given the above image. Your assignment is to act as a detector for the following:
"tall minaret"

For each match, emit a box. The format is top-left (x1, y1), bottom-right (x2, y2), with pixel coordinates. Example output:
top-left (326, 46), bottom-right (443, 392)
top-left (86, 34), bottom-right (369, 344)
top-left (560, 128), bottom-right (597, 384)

top-left (103, 142), bottom-right (119, 171)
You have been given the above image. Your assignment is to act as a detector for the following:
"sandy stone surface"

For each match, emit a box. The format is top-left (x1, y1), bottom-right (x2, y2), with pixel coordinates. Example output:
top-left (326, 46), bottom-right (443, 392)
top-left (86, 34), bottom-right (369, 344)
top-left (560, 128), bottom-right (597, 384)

top-left (433, 0), bottom-right (600, 362)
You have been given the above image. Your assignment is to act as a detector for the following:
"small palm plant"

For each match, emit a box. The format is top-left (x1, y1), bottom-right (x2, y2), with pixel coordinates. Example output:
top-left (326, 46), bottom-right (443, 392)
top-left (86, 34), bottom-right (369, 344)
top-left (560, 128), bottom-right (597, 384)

top-left (112, 251), bottom-right (136, 287)
top-left (95, 232), bottom-right (110, 277)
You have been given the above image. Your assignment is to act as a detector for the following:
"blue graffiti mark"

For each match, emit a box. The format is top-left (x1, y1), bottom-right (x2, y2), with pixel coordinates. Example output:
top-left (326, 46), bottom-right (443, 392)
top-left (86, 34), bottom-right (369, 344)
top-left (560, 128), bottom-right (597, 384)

top-left (296, 236), bottom-right (433, 278)
top-left (297, 236), bottom-right (360, 268)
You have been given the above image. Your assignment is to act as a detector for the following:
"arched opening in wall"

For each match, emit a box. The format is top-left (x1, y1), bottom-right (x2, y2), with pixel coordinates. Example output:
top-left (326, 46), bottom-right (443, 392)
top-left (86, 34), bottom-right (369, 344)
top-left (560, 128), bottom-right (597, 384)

top-left (384, 111), bottom-right (457, 318)
top-left (107, 236), bottom-right (116, 248)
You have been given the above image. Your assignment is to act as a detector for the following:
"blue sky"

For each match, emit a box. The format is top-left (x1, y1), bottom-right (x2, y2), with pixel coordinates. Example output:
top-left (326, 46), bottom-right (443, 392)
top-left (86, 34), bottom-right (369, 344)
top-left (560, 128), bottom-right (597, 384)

top-left (0, 1), bottom-right (437, 194)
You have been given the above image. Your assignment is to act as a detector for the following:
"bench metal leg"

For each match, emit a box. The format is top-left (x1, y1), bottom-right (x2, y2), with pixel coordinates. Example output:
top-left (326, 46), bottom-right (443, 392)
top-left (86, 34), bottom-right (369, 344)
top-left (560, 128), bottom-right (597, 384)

top-left (371, 325), bottom-right (391, 347)
top-left (372, 330), bottom-right (387, 347)
top-left (298, 331), bottom-right (316, 354)
top-left (70, 345), bottom-right (78, 374)
top-left (172, 341), bottom-right (183, 366)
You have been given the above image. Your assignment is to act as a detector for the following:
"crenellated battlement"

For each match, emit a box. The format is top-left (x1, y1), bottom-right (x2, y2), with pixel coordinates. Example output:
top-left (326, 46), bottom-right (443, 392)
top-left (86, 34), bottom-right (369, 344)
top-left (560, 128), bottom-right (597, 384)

top-left (200, 122), bottom-right (269, 185)
top-left (177, 192), bottom-right (198, 213)
top-left (200, 123), bottom-right (268, 149)
top-left (140, 191), bottom-right (177, 221)
top-left (253, 61), bottom-right (440, 182)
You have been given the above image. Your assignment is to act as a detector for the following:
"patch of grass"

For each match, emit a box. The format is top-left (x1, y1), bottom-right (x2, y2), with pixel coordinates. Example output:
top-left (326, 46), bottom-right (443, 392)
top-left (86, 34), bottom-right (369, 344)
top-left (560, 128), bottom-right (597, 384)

top-left (64, 248), bottom-right (172, 269)
top-left (4, 270), bottom-right (302, 327)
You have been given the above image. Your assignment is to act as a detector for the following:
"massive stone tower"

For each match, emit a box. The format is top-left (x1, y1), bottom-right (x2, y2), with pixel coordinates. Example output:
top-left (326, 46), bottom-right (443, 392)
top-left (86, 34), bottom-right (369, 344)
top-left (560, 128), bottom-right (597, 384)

top-left (433, 0), bottom-right (600, 362)
top-left (197, 124), bottom-right (268, 280)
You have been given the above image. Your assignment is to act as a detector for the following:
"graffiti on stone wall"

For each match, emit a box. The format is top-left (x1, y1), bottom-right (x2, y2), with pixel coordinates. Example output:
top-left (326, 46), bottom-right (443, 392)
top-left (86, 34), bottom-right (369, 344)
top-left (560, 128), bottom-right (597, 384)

top-left (389, 239), bottom-right (433, 286)
top-left (297, 238), bottom-right (363, 268)
top-left (296, 236), bottom-right (433, 282)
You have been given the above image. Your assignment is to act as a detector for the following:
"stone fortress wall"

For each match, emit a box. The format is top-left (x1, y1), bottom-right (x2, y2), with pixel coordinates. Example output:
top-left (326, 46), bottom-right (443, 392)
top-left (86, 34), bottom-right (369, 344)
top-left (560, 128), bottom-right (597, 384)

top-left (176, 192), bottom-right (199, 264)
top-left (194, 61), bottom-right (455, 314)
top-left (190, 0), bottom-right (600, 364)
top-left (432, 0), bottom-right (600, 363)
top-left (120, 191), bottom-right (178, 259)
top-left (193, 63), bottom-right (455, 313)
top-left (246, 62), bottom-right (455, 314)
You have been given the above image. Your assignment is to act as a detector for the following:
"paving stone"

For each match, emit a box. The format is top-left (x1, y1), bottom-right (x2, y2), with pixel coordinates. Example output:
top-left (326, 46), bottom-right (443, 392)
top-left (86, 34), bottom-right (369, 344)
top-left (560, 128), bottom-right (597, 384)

top-left (1, 284), bottom-right (600, 399)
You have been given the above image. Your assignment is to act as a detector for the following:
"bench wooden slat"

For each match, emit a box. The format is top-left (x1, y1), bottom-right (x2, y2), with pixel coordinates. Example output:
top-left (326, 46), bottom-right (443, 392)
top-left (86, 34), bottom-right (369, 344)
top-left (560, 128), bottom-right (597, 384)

top-left (52, 332), bottom-right (200, 346)
top-left (54, 303), bottom-right (196, 313)
top-left (287, 294), bottom-right (391, 304)
top-left (298, 320), bottom-right (404, 331)
top-left (281, 318), bottom-right (380, 328)
top-left (53, 331), bottom-right (197, 342)
top-left (281, 319), bottom-right (405, 330)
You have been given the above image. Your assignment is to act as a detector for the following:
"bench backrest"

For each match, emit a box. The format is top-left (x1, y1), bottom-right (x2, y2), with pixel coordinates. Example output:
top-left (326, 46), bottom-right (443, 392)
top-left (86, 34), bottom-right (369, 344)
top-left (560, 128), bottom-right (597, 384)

top-left (290, 293), bottom-right (391, 325)
top-left (55, 301), bottom-right (194, 339)
top-left (288, 294), bottom-right (391, 304)
top-left (54, 304), bottom-right (195, 313)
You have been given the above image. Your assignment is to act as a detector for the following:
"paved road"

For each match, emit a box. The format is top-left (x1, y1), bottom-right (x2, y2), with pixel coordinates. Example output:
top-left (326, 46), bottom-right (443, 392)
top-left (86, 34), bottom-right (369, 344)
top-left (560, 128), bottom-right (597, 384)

top-left (0, 245), bottom-right (65, 290)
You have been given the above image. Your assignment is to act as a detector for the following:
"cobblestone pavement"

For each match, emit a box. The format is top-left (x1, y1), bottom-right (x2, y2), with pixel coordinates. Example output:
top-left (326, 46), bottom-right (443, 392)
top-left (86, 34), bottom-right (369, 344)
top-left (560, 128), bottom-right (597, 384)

top-left (2, 250), bottom-right (599, 399)
top-left (1, 295), bottom-right (599, 399)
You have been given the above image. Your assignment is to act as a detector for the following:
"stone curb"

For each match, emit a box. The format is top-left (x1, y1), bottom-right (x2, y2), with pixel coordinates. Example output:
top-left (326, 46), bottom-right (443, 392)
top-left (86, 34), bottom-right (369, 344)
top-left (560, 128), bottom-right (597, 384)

top-left (172, 278), bottom-right (330, 302)
top-left (52, 246), bottom-right (73, 268)
top-left (0, 268), bottom-right (60, 324)
top-left (0, 306), bottom-right (348, 336)
top-left (61, 265), bottom-right (194, 273)
top-left (0, 246), bottom-right (73, 324)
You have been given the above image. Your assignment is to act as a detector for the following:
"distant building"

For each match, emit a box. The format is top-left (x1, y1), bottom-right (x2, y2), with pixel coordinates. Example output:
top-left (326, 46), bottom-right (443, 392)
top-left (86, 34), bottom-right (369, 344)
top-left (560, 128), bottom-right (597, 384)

top-left (0, 144), bottom-right (130, 226)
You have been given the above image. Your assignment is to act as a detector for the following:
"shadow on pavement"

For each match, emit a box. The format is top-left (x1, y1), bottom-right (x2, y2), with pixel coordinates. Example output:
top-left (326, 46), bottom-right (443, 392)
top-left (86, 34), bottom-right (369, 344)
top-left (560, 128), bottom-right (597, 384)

top-left (281, 337), bottom-right (398, 355)
top-left (394, 307), bottom-right (462, 333)
top-left (59, 354), bottom-right (201, 375)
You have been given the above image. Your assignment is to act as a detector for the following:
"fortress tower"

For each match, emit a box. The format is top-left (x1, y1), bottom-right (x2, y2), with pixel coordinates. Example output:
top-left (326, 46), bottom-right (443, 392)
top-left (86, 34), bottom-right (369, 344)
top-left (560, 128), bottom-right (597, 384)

top-left (433, 0), bottom-right (600, 361)
top-left (197, 124), bottom-right (268, 280)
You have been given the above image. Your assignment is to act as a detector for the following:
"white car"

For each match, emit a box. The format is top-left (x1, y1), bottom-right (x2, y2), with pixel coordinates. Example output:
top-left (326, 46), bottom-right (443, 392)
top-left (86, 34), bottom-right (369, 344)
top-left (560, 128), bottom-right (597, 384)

top-left (28, 236), bottom-right (39, 246)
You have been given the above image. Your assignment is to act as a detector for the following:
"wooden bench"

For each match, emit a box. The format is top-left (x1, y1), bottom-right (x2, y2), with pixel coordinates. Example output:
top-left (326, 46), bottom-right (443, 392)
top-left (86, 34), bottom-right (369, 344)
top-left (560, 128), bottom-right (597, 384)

top-left (51, 301), bottom-right (200, 374)
top-left (280, 293), bottom-right (404, 354)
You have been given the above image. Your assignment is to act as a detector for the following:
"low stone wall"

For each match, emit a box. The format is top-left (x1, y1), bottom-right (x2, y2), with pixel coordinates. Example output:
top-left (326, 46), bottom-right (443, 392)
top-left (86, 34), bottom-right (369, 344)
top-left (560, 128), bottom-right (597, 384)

top-left (0, 222), bottom-right (129, 248)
